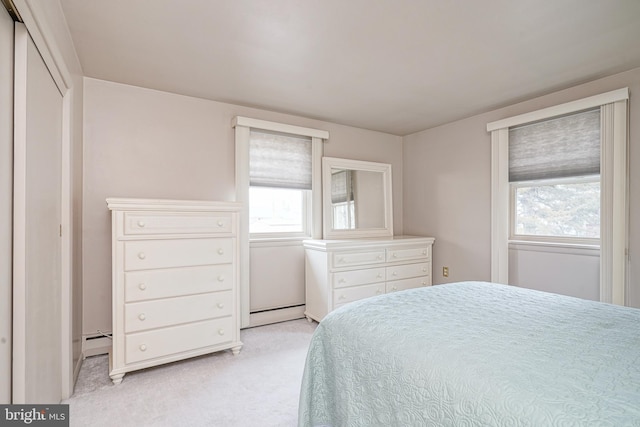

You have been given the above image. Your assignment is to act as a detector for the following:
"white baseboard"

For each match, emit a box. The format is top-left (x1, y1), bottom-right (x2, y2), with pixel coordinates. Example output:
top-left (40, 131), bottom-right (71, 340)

top-left (82, 336), bottom-right (111, 358)
top-left (248, 306), bottom-right (305, 328)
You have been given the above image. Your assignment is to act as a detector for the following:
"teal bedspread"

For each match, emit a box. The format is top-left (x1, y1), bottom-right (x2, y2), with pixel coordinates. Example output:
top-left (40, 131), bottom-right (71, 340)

top-left (298, 282), bottom-right (640, 426)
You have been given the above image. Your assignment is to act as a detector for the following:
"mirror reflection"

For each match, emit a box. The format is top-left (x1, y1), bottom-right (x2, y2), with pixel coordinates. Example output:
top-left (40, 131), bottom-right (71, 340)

top-left (330, 168), bottom-right (385, 230)
top-left (322, 157), bottom-right (393, 239)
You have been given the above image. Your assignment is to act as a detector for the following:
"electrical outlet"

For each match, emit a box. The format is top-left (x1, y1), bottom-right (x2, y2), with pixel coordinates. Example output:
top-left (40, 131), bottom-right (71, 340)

top-left (443, 266), bottom-right (449, 277)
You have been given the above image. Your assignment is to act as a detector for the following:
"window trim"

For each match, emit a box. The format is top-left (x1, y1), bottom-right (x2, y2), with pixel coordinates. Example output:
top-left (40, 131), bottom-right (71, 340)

top-left (487, 88), bottom-right (629, 305)
top-left (233, 117), bottom-right (328, 327)
top-left (487, 88), bottom-right (628, 132)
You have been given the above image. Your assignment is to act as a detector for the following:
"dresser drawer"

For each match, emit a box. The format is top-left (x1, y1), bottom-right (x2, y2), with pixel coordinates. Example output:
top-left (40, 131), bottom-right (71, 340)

top-left (333, 267), bottom-right (385, 289)
top-left (125, 291), bottom-right (233, 333)
top-left (125, 317), bottom-right (234, 364)
top-left (124, 238), bottom-right (233, 271)
top-left (386, 244), bottom-right (430, 263)
top-left (333, 283), bottom-right (384, 306)
top-left (124, 212), bottom-right (233, 235)
top-left (332, 250), bottom-right (385, 268)
top-left (125, 264), bottom-right (233, 302)
top-left (386, 262), bottom-right (430, 281)
top-left (386, 276), bottom-right (431, 293)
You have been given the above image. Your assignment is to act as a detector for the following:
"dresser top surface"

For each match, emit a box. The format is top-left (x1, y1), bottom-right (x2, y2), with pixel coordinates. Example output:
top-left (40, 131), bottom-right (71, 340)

top-left (303, 235), bottom-right (434, 250)
top-left (107, 198), bottom-right (242, 212)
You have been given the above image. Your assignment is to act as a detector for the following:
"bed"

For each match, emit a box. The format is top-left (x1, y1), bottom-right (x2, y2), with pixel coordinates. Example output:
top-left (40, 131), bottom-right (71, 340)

top-left (298, 281), bottom-right (640, 426)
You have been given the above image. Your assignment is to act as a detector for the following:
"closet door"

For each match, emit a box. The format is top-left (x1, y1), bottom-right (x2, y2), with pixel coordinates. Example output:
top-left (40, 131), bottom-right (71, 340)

top-left (13, 23), bottom-right (63, 403)
top-left (0, 5), bottom-right (14, 405)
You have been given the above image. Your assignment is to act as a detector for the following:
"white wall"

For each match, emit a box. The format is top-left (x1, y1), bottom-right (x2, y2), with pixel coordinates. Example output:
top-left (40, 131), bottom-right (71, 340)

top-left (250, 244), bottom-right (305, 312)
top-left (82, 77), bottom-right (402, 336)
top-left (509, 244), bottom-right (599, 300)
top-left (354, 170), bottom-right (385, 229)
top-left (403, 67), bottom-right (640, 308)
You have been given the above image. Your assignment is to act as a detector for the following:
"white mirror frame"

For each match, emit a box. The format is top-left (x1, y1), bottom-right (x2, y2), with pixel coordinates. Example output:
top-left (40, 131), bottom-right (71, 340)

top-left (322, 157), bottom-right (393, 239)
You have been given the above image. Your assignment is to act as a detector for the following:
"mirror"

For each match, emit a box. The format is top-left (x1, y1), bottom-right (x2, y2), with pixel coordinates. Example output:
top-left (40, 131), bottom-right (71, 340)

top-left (322, 157), bottom-right (393, 239)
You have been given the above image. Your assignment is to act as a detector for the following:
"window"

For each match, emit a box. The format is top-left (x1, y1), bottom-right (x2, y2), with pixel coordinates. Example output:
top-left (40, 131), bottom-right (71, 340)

top-left (249, 187), bottom-right (306, 233)
top-left (233, 116), bottom-right (328, 242)
top-left (512, 177), bottom-right (600, 239)
top-left (233, 117), bottom-right (328, 326)
top-left (248, 130), bottom-right (312, 237)
top-left (487, 88), bottom-right (629, 304)
top-left (508, 108), bottom-right (600, 242)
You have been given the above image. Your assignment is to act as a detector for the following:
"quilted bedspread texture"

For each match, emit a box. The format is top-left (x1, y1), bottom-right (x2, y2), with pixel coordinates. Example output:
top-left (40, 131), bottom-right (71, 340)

top-left (298, 281), bottom-right (640, 426)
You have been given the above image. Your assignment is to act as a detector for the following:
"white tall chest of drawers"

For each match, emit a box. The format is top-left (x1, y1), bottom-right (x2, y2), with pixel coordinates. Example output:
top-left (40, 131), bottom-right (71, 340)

top-left (303, 236), bottom-right (435, 322)
top-left (106, 198), bottom-right (242, 384)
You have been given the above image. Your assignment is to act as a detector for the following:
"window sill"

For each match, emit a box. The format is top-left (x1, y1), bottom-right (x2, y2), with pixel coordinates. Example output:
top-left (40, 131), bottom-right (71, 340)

top-left (509, 239), bottom-right (600, 256)
top-left (249, 235), bottom-right (309, 247)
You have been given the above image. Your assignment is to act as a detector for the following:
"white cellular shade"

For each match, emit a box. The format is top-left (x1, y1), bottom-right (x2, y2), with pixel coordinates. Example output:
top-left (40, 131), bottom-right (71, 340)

top-left (249, 130), bottom-right (312, 189)
top-left (509, 108), bottom-right (600, 182)
top-left (331, 170), bottom-right (353, 203)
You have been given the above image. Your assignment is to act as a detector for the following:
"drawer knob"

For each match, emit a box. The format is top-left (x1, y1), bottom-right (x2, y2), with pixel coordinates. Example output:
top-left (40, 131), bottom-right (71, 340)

top-left (392, 272), bottom-right (397, 276)
top-left (422, 281), bottom-right (427, 286)
top-left (422, 268), bottom-right (427, 272)
top-left (137, 220), bottom-right (145, 228)
top-left (138, 252), bottom-right (146, 260)
top-left (422, 250), bottom-right (427, 255)
top-left (138, 283), bottom-right (146, 290)
top-left (338, 257), bottom-right (345, 263)
top-left (376, 289), bottom-right (382, 294)
top-left (217, 249), bottom-right (224, 255)
top-left (217, 220), bottom-right (224, 227)
top-left (338, 278), bottom-right (345, 283)
top-left (139, 344), bottom-right (147, 352)
top-left (217, 303), bottom-right (224, 309)
top-left (218, 329), bottom-right (225, 336)
top-left (217, 275), bottom-right (225, 282)
top-left (377, 255), bottom-right (383, 260)
top-left (377, 274), bottom-right (383, 279)
top-left (138, 313), bottom-right (146, 321)
top-left (392, 253), bottom-right (397, 258)
top-left (339, 294), bottom-right (346, 300)
top-left (392, 286), bottom-right (397, 291)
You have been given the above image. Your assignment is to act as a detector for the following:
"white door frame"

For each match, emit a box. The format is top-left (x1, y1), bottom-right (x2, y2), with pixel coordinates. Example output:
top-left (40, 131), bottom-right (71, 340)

top-left (11, 0), bottom-right (77, 400)
top-left (12, 18), bottom-right (74, 402)
top-left (13, 22), bottom-right (63, 403)
top-left (0, 3), bottom-right (14, 405)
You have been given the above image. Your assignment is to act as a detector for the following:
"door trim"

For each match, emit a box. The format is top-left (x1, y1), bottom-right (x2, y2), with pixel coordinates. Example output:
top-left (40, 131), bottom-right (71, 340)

top-left (11, 0), bottom-right (78, 400)
top-left (0, 2), bottom-right (14, 405)
top-left (12, 21), bottom-right (28, 404)
top-left (12, 22), bottom-right (65, 403)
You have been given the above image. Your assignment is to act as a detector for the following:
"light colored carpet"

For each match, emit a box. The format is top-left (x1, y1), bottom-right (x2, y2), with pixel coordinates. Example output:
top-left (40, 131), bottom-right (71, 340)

top-left (63, 319), bottom-right (317, 427)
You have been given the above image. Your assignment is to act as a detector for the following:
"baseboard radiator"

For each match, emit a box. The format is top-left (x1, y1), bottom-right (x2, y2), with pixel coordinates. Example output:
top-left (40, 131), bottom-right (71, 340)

top-left (82, 332), bottom-right (112, 358)
top-left (248, 304), bottom-right (305, 328)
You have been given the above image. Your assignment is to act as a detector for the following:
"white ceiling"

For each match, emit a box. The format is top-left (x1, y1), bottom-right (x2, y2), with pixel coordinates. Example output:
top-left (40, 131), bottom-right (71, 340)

top-left (59, 0), bottom-right (640, 136)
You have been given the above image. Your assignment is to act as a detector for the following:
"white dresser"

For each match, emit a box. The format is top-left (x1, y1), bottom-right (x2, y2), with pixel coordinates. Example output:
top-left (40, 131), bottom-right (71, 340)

top-left (303, 236), bottom-right (435, 322)
top-left (106, 198), bottom-right (242, 384)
